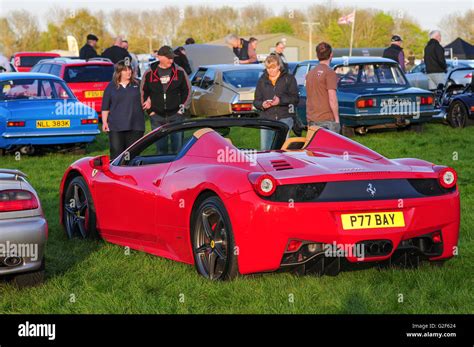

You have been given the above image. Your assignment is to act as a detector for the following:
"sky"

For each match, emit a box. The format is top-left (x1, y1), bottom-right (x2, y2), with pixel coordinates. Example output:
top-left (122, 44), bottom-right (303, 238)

top-left (0, 0), bottom-right (472, 34)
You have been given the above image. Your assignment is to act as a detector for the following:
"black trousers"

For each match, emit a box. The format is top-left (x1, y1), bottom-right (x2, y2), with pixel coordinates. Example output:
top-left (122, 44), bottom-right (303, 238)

top-left (108, 130), bottom-right (144, 160)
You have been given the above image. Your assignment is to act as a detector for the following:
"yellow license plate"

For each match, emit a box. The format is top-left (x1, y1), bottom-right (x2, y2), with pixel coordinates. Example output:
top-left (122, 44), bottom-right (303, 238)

top-left (36, 120), bottom-right (71, 128)
top-left (341, 212), bottom-right (405, 230)
top-left (84, 90), bottom-right (103, 98)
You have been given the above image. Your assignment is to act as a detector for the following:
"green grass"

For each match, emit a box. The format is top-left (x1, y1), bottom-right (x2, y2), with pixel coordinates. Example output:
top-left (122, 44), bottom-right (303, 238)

top-left (0, 123), bottom-right (473, 314)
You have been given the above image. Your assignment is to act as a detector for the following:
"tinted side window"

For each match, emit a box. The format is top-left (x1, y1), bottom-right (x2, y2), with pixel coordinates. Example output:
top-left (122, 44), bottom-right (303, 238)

top-left (49, 64), bottom-right (62, 77)
top-left (30, 64), bottom-right (42, 73)
top-left (294, 65), bottom-right (309, 86)
top-left (201, 69), bottom-right (216, 90)
top-left (40, 64), bottom-right (52, 74)
top-left (119, 129), bottom-right (196, 167)
top-left (191, 68), bottom-right (207, 87)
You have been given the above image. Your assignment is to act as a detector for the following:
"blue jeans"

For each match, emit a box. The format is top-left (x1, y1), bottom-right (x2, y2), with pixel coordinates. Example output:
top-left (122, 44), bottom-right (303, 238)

top-left (261, 117), bottom-right (294, 150)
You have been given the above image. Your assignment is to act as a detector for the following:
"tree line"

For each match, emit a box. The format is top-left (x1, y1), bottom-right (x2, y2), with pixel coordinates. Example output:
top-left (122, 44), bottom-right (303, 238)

top-left (0, 4), bottom-right (472, 58)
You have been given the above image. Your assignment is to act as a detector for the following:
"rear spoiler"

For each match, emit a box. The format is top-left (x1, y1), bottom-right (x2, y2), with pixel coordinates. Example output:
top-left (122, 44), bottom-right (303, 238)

top-left (0, 169), bottom-right (28, 180)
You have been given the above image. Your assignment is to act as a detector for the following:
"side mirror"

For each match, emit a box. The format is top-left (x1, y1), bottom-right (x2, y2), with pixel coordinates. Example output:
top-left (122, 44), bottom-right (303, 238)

top-left (89, 155), bottom-right (110, 172)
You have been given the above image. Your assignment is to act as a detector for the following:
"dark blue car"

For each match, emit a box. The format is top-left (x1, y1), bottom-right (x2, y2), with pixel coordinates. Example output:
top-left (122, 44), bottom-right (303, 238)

top-left (0, 73), bottom-right (99, 155)
top-left (436, 68), bottom-right (474, 128)
top-left (294, 57), bottom-right (437, 135)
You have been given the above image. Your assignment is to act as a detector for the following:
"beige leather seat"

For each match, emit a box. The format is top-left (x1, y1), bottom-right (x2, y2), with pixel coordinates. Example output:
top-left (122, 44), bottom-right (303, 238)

top-left (281, 125), bottom-right (320, 150)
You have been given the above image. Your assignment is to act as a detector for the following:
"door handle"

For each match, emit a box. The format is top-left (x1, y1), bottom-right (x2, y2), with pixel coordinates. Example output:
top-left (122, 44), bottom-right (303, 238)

top-left (153, 178), bottom-right (161, 187)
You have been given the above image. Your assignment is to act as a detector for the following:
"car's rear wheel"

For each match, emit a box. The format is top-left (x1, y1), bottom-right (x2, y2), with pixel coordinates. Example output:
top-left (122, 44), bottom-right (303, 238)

top-left (10, 258), bottom-right (45, 287)
top-left (191, 196), bottom-right (239, 280)
top-left (447, 101), bottom-right (468, 128)
top-left (63, 176), bottom-right (99, 239)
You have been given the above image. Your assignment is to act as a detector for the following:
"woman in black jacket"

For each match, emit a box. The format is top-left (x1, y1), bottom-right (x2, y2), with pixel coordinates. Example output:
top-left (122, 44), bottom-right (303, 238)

top-left (254, 55), bottom-right (299, 150)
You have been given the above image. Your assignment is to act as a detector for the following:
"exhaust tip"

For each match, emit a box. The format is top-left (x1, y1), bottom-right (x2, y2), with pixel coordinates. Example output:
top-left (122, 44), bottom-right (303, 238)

top-left (381, 241), bottom-right (393, 254)
top-left (3, 257), bottom-right (22, 267)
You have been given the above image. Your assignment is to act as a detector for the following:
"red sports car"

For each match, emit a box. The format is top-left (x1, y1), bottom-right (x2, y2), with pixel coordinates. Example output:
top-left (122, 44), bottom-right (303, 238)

top-left (59, 118), bottom-right (460, 280)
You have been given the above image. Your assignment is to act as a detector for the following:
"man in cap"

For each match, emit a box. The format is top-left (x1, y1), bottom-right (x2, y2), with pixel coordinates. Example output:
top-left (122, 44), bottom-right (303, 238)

top-left (141, 46), bottom-right (191, 153)
top-left (79, 34), bottom-right (99, 61)
top-left (383, 35), bottom-right (406, 72)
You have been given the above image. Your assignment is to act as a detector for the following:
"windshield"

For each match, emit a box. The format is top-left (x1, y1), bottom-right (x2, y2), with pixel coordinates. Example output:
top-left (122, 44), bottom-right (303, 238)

top-left (0, 78), bottom-right (74, 101)
top-left (222, 69), bottom-right (263, 88)
top-left (335, 63), bottom-right (408, 87)
top-left (15, 56), bottom-right (56, 67)
top-left (64, 65), bottom-right (114, 83)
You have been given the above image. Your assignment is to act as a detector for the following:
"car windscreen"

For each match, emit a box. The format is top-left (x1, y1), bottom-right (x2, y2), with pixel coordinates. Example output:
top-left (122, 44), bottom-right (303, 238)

top-left (335, 63), bottom-right (408, 87)
top-left (64, 65), bottom-right (114, 83)
top-left (222, 69), bottom-right (263, 88)
top-left (16, 56), bottom-right (56, 67)
top-left (117, 125), bottom-right (283, 167)
top-left (0, 79), bottom-right (74, 101)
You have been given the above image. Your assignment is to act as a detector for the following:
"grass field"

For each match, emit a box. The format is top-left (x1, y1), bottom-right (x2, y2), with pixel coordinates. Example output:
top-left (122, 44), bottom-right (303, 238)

top-left (0, 123), bottom-right (473, 314)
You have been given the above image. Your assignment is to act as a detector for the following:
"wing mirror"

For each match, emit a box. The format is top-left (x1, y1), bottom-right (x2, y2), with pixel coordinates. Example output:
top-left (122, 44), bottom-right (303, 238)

top-left (89, 155), bottom-right (110, 172)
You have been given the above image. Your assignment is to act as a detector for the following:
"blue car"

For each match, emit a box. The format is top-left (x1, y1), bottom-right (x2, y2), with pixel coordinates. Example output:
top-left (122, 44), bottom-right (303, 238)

top-left (0, 73), bottom-right (99, 154)
top-left (437, 68), bottom-right (474, 128)
top-left (294, 57), bottom-right (437, 135)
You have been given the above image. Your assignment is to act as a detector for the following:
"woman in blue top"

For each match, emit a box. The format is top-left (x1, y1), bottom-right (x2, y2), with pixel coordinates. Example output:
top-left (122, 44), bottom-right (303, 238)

top-left (101, 61), bottom-right (145, 160)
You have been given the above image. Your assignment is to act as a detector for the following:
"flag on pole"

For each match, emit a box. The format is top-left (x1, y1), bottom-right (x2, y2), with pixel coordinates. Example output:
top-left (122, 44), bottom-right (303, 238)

top-left (337, 11), bottom-right (356, 25)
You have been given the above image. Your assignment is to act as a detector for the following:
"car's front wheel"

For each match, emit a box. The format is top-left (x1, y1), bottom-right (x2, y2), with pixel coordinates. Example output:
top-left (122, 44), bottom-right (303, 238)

top-left (191, 196), bottom-right (239, 280)
top-left (63, 176), bottom-right (99, 239)
top-left (448, 101), bottom-right (468, 128)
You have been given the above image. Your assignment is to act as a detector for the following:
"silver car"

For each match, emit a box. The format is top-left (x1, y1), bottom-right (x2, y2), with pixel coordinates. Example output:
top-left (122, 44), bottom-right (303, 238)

top-left (406, 59), bottom-right (474, 90)
top-left (0, 169), bottom-right (47, 286)
top-left (190, 64), bottom-right (264, 117)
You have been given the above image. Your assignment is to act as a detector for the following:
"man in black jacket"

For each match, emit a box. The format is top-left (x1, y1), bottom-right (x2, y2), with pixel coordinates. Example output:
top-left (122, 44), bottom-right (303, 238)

top-left (79, 34), bottom-right (99, 61)
top-left (141, 46), bottom-right (191, 153)
top-left (270, 41), bottom-right (289, 73)
top-left (254, 55), bottom-right (299, 150)
top-left (383, 35), bottom-right (406, 72)
top-left (173, 47), bottom-right (192, 75)
top-left (102, 37), bottom-right (132, 64)
top-left (424, 30), bottom-right (447, 90)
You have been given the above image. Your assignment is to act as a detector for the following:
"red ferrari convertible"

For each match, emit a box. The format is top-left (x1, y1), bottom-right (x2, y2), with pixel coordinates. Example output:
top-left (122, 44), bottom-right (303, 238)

top-left (59, 118), bottom-right (460, 280)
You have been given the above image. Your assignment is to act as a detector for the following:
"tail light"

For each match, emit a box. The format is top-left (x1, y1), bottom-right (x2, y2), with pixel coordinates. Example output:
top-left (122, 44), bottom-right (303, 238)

top-left (438, 167), bottom-right (457, 189)
top-left (420, 96), bottom-right (434, 105)
top-left (0, 190), bottom-right (39, 212)
top-left (232, 103), bottom-right (253, 112)
top-left (286, 240), bottom-right (303, 252)
top-left (464, 73), bottom-right (472, 79)
top-left (248, 173), bottom-right (277, 197)
top-left (81, 119), bottom-right (98, 125)
top-left (432, 231), bottom-right (442, 244)
top-left (356, 98), bottom-right (375, 108)
top-left (7, 121), bottom-right (25, 127)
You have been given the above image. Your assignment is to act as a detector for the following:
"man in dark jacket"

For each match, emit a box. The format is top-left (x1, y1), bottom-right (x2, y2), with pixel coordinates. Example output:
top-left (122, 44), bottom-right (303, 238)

top-left (270, 41), bottom-right (289, 73)
top-left (424, 30), bottom-right (447, 89)
top-left (254, 55), bottom-right (299, 150)
top-left (383, 35), bottom-right (406, 72)
top-left (141, 46), bottom-right (191, 153)
top-left (79, 34), bottom-right (99, 61)
top-left (101, 37), bottom-right (132, 64)
top-left (173, 47), bottom-right (192, 75)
